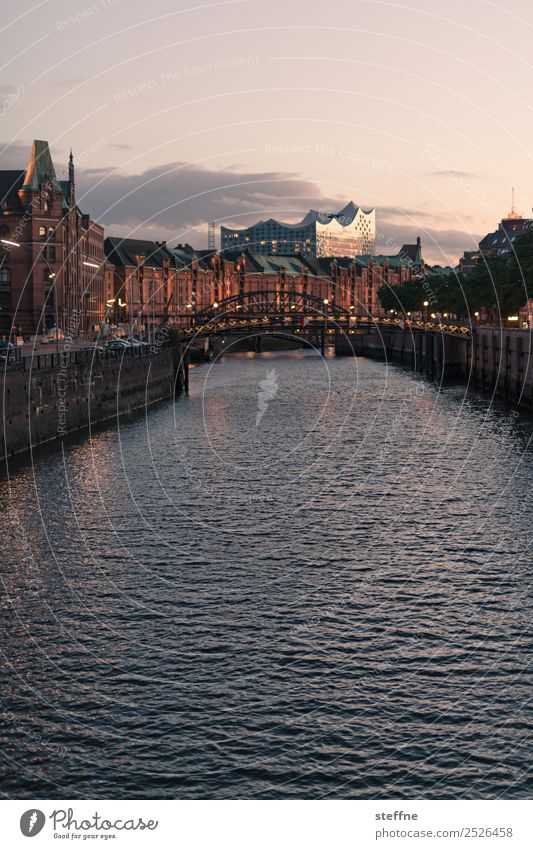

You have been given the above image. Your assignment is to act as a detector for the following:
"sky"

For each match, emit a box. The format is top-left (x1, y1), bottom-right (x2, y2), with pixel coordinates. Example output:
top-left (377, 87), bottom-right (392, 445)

top-left (2, 0), bottom-right (533, 264)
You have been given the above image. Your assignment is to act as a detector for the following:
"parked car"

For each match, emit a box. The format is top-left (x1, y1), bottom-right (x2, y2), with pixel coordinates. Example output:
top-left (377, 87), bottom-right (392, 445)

top-left (106, 339), bottom-right (131, 351)
top-left (80, 345), bottom-right (105, 354)
top-left (0, 341), bottom-right (15, 364)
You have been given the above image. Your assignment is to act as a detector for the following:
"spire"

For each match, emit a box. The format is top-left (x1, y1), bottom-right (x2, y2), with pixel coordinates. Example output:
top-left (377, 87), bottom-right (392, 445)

top-left (68, 148), bottom-right (75, 209)
top-left (505, 186), bottom-right (520, 220)
top-left (22, 140), bottom-right (60, 190)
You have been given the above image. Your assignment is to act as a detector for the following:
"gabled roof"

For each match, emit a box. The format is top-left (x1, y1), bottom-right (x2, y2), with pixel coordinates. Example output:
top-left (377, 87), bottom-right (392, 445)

top-left (22, 140), bottom-right (60, 191)
top-left (399, 237), bottom-right (423, 264)
top-left (105, 236), bottom-right (175, 268)
top-left (168, 244), bottom-right (200, 269)
top-left (247, 253), bottom-right (310, 275)
top-left (355, 254), bottom-right (411, 269)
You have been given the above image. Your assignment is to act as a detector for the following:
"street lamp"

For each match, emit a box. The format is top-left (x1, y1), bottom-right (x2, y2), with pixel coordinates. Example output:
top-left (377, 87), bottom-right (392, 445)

top-left (423, 300), bottom-right (429, 324)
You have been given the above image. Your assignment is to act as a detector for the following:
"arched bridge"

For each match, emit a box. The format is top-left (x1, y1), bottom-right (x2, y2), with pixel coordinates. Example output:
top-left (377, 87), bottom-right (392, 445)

top-left (180, 289), bottom-right (472, 341)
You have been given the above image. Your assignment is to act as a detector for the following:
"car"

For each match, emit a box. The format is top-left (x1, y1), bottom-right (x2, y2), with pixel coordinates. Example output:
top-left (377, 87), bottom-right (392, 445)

top-left (127, 338), bottom-right (149, 348)
top-left (106, 340), bottom-right (131, 351)
top-left (79, 345), bottom-right (105, 354)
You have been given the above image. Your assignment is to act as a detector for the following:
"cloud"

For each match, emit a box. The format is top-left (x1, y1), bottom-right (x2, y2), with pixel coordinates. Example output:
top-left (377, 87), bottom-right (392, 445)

top-left (377, 220), bottom-right (481, 266)
top-left (426, 169), bottom-right (484, 179)
top-left (75, 159), bottom-right (338, 243)
top-left (0, 142), bottom-right (475, 263)
top-left (0, 140), bottom-right (31, 169)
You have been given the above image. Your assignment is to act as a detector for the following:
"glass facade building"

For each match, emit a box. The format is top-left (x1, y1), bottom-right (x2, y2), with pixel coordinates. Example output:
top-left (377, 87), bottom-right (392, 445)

top-left (221, 201), bottom-right (375, 258)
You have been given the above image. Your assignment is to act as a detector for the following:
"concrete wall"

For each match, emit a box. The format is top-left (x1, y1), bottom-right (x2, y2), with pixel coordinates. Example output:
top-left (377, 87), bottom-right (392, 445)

top-left (335, 327), bottom-right (533, 408)
top-left (1, 350), bottom-right (175, 458)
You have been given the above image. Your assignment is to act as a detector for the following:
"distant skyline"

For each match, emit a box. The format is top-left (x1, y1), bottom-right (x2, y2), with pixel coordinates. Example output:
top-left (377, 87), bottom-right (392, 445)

top-left (2, 0), bottom-right (533, 263)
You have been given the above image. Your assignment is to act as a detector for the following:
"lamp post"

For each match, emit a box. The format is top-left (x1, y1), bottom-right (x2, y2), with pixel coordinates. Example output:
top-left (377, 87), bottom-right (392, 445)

top-left (423, 300), bottom-right (429, 325)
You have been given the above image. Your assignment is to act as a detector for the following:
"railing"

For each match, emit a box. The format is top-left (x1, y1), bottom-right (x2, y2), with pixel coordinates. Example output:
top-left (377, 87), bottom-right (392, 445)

top-left (182, 313), bottom-right (473, 338)
top-left (6, 344), bottom-right (161, 372)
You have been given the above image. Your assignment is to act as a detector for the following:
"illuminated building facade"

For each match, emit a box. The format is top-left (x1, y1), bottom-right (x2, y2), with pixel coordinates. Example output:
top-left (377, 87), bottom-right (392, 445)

top-left (221, 201), bottom-right (375, 258)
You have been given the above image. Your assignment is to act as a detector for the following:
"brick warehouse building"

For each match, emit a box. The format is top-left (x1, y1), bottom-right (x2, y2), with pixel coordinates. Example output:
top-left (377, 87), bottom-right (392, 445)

top-left (103, 238), bottom-right (419, 333)
top-left (0, 138), bottom-right (417, 339)
top-left (0, 139), bottom-right (104, 337)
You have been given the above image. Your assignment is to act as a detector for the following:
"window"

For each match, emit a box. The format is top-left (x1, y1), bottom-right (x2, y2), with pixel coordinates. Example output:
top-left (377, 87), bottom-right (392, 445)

top-left (39, 226), bottom-right (46, 240)
top-left (47, 247), bottom-right (56, 262)
top-left (0, 268), bottom-right (11, 285)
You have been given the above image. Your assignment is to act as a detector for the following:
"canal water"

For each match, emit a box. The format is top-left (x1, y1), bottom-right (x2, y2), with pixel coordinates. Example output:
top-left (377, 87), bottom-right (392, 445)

top-left (0, 350), bottom-right (531, 799)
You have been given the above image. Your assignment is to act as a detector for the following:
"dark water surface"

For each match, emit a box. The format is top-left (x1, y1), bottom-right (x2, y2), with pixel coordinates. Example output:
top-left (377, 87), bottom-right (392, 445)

top-left (0, 350), bottom-right (531, 799)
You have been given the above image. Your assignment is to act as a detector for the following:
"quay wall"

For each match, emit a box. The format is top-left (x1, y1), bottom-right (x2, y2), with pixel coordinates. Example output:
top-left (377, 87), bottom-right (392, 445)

top-left (1, 349), bottom-right (175, 458)
top-left (336, 327), bottom-right (533, 408)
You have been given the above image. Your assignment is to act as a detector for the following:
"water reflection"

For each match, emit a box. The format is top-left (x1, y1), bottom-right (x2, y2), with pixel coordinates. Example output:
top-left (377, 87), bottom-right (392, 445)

top-left (0, 351), bottom-right (531, 799)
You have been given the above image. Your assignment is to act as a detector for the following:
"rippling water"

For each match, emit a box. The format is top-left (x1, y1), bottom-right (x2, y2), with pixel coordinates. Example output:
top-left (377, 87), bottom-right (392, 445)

top-left (0, 350), bottom-right (531, 799)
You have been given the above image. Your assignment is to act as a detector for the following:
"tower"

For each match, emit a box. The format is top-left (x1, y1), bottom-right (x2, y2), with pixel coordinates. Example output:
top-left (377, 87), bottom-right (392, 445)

top-left (208, 221), bottom-right (216, 253)
top-left (68, 149), bottom-right (75, 209)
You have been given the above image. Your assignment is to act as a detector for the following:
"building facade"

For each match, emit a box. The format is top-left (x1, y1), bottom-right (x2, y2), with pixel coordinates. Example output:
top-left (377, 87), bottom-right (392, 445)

top-left (458, 205), bottom-right (533, 273)
top-left (220, 201), bottom-right (376, 258)
top-left (0, 140), bottom-right (105, 337)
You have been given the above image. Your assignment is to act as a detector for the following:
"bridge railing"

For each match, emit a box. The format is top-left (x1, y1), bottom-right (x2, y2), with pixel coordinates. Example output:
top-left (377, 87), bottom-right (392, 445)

top-left (181, 312), bottom-right (472, 338)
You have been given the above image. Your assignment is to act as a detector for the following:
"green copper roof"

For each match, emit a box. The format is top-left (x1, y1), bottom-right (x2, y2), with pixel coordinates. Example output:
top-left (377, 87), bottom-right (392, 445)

top-left (356, 254), bottom-right (410, 268)
top-left (22, 140), bottom-right (60, 191)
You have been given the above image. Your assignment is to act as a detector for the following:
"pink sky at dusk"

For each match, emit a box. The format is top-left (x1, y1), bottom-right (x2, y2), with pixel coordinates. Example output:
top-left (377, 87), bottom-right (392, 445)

top-left (2, 0), bottom-right (532, 264)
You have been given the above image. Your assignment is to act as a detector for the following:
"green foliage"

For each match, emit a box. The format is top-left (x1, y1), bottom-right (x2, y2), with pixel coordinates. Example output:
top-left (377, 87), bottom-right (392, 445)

top-left (165, 325), bottom-right (184, 348)
top-left (378, 231), bottom-right (533, 321)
